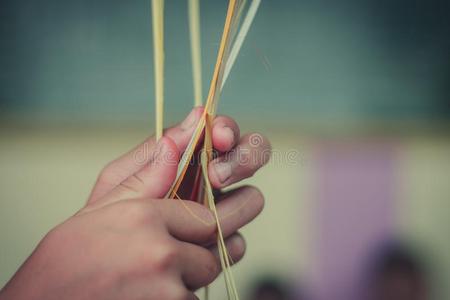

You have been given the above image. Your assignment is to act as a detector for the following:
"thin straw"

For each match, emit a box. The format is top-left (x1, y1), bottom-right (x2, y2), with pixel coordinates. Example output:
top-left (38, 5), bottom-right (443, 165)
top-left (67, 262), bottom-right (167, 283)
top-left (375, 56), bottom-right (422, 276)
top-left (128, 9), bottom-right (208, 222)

top-left (151, 0), bottom-right (164, 140)
top-left (221, 0), bottom-right (261, 90)
top-left (166, 0), bottom-right (240, 198)
top-left (188, 0), bottom-right (203, 106)
top-left (204, 0), bottom-right (239, 116)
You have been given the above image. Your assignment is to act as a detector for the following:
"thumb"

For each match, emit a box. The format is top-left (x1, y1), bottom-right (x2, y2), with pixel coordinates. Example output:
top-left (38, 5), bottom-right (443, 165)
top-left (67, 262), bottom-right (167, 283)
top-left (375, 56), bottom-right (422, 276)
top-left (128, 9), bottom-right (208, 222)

top-left (91, 137), bottom-right (180, 207)
top-left (87, 107), bottom-right (204, 204)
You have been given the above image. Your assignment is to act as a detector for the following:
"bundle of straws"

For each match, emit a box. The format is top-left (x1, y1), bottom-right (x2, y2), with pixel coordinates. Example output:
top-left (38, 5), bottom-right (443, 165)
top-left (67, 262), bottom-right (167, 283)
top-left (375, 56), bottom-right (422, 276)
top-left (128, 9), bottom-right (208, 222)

top-left (151, 0), bottom-right (261, 299)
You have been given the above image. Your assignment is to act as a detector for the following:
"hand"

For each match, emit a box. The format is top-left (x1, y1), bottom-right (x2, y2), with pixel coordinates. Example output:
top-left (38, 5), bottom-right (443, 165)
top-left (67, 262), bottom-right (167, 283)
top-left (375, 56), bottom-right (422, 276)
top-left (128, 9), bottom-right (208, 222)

top-left (0, 107), bottom-right (271, 300)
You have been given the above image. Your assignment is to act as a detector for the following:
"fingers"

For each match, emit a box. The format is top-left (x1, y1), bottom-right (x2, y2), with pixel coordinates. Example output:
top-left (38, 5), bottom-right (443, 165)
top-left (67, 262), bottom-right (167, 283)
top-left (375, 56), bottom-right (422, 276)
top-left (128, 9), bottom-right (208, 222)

top-left (150, 185), bottom-right (264, 244)
top-left (213, 186), bottom-right (265, 239)
top-left (151, 199), bottom-right (217, 243)
top-left (88, 107), bottom-right (204, 203)
top-left (178, 242), bottom-right (219, 289)
top-left (180, 233), bottom-right (246, 290)
top-left (208, 133), bottom-right (271, 189)
top-left (212, 115), bottom-right (240, 153)
top-left (209, 232), bottom-right (246, 267)
top-left (93, 137), bottom-right (180, 206)
top-left (88, 109), bottom-right (243, 204)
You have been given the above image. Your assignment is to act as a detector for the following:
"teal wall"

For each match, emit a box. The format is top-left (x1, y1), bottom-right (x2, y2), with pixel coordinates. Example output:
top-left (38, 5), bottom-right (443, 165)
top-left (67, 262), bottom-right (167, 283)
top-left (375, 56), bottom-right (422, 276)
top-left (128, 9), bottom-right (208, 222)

top-left (1, 0), bottom-right (449, 126)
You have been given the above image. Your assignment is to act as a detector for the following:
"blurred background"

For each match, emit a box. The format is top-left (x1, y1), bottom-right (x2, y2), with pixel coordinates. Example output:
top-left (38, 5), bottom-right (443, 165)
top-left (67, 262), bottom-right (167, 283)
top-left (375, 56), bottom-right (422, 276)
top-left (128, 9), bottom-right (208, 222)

top-left (1, 0), bottom-right (449, 299)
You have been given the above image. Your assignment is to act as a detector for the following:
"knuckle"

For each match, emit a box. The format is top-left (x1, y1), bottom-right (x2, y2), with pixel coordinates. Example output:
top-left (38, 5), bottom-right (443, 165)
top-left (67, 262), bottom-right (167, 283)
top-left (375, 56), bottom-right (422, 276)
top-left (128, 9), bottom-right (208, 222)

top-left (42, 224), bottom-right (65, 247)
top-left (163, 284), bottom-right (189, 300)
top-left (138, 200), bottom-right (161, 221)
top-left (148, 240), bottom-right (179, 272)
top-left (97, 163), bottom-right (118, 184)
top-left (116, 200), bottom-right (159, 226)
top-left (123, 200), bottom-right (147, 219)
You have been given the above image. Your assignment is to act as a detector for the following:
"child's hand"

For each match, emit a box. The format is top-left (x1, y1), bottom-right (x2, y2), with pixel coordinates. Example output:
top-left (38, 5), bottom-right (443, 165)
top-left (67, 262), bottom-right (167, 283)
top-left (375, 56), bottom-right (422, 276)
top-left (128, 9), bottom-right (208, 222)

top-left (0, 107), bottom-right (271, 300)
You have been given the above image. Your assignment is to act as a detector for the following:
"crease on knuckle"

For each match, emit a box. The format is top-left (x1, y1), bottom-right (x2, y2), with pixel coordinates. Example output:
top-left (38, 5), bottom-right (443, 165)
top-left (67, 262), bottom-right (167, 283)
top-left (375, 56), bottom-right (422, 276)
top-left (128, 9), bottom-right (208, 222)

top-left (148, 241), bottom-right (179, 272)
top-left (119, 200), bottom-right (159, 226)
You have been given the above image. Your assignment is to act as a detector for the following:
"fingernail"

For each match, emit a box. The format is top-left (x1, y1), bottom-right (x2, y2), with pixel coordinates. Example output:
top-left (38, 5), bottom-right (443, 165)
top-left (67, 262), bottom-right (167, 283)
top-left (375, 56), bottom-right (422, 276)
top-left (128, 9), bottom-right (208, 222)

top-left (214, 161), bottom-right (232, 184)
top-left (181, 109), bottom-right (200, 130)
top-left (231, 235), bottom-right (246, 256)
top-left (220, 126), bottom-right (234, 145)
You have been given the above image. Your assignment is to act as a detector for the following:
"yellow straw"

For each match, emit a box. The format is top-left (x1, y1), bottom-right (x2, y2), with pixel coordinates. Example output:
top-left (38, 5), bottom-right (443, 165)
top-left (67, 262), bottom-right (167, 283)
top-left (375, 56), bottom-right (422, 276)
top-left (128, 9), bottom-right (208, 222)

top-left (157, 1), bottom-right (261, 298)
top-left (204, 0), bottom-right (239, 116)
top-left (201, 116), bottom-right (240, 299)
top-left (188, 0), bottom-right (203, 106)
top-left (151, 0), bottom-right (164, 140)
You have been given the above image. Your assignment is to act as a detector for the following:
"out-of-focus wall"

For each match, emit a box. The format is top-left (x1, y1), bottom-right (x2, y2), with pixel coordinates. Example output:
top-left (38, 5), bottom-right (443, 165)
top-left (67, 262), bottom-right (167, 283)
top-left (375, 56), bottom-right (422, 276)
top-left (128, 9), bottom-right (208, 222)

top-left (1, 0), bottom-right (449, 125)
top-left (398, 139), bottom-right (450, 299)
top-left (1, 0), bottom-right (450, 299)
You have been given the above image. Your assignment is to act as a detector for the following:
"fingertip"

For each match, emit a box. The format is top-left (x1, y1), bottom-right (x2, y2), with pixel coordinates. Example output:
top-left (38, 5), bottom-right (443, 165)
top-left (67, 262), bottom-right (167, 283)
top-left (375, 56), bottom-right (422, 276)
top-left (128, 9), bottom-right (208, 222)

top-left (212, 116), bottom-right (240, 152)
top-left (213, 125), bottom-right (235, 152)
top-left (229, 233), bottom-right (246, 262)
top-left (244, 185), bottom-right (265, 215)
top-left (210, 233), bottom-right (246, 266)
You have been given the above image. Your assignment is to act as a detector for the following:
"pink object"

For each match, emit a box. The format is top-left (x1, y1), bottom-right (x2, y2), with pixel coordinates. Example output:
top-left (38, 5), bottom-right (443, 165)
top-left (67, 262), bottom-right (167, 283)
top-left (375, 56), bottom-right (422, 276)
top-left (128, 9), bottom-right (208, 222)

top-left (310, 140), bottom-right (399, 300)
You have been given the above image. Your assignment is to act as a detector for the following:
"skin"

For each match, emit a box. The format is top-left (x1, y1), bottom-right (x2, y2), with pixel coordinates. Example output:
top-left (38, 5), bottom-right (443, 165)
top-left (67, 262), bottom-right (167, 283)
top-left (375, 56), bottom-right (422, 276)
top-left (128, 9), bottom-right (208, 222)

top-left (0, 107), bottom-right (271, 300)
